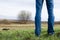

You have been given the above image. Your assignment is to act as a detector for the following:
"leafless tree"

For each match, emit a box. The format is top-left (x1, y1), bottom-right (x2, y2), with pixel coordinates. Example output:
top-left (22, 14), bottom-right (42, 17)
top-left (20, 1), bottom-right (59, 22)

top-left (18, 10), bottom-right (32, 24)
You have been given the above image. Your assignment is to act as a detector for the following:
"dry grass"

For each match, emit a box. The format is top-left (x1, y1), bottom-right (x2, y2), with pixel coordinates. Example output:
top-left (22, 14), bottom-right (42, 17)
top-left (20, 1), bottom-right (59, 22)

top-left (0, 23), bottom-right (60, 30)
top-left (0, 24), bottom-right (34, 30)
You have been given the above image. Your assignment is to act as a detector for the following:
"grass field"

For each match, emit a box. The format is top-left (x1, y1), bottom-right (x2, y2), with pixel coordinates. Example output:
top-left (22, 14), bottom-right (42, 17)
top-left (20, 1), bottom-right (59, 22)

top-left (0, 24), bottom-right (60, 40)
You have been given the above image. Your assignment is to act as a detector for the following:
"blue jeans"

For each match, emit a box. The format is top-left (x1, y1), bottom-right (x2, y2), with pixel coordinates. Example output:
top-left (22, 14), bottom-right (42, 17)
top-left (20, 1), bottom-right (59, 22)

top-left (35, 0), bottom-right (54, 36)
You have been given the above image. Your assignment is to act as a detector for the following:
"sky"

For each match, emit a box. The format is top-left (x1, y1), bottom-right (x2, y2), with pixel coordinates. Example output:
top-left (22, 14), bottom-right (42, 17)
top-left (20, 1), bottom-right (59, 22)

top-left (0, 0), bottom-right (60, 21)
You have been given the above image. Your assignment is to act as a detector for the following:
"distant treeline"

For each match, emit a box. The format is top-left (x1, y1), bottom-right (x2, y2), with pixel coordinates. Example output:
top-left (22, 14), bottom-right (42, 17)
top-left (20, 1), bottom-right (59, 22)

top-left (0, 19), bottom-right (34, 24)
top-left (41, 21), bottom-right (60, 24)
top-left (0, 19), bottom-right (60, 24)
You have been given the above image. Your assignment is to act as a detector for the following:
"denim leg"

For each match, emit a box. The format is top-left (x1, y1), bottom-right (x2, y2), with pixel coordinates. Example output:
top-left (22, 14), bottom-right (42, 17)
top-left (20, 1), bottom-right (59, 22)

top-left (46, 0), bottom-right (54, 34)
top-left (35, 0), bottom-right (44, 36)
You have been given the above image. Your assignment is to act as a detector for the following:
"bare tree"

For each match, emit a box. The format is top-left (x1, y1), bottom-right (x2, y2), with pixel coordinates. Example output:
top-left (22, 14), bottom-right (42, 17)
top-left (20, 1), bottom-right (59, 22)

top-left (18, 10), bottom-right (32, 24)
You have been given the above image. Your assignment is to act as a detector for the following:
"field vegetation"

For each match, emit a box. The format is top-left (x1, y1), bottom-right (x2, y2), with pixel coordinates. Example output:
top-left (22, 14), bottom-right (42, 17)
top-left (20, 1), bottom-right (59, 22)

top-left (0, 23), bottom-right (60, 40)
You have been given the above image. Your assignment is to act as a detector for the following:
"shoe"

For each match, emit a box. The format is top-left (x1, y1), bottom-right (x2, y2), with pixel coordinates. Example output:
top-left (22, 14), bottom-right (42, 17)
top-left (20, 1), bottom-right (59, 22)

top-left (35, 34), bottom-right (40, 37)
top-left (48, 33), bottom-right (54, 36)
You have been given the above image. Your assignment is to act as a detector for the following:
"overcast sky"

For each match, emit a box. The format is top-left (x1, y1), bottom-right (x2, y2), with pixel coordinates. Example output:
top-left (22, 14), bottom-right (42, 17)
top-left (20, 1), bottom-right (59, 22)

top-left (0, 0), bottom-right (60, 21)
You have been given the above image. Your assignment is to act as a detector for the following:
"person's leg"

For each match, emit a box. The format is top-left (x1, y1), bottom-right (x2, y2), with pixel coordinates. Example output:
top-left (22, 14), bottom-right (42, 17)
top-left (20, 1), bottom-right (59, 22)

top-left (46, 0), bottom-right (54, 34)
top-left (35, 0), bottom-right (44, 36)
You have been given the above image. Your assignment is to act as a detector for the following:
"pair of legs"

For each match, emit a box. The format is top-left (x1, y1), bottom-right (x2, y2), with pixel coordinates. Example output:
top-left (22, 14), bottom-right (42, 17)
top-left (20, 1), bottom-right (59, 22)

top-left (35, 0), bottom-right (54, 36)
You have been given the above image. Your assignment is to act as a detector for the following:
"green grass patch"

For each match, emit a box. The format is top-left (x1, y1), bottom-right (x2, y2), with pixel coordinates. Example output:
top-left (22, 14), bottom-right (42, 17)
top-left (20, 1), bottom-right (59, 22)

top-left (0, 29), bottom-right (60, 40)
